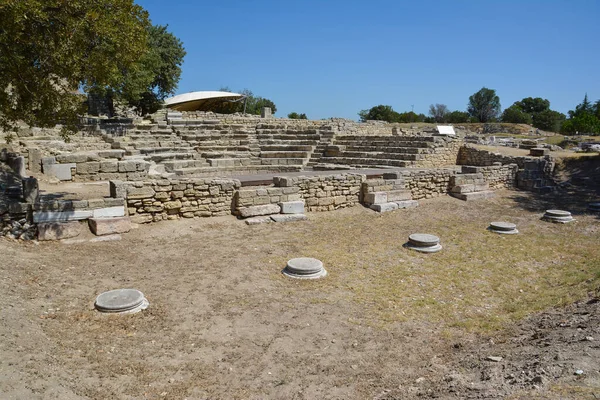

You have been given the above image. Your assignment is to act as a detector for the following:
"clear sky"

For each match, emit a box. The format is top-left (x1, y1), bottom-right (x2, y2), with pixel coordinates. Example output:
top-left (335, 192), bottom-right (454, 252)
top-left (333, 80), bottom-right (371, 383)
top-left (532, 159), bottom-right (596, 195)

top-left (138, 0), bottom-right (599, 120)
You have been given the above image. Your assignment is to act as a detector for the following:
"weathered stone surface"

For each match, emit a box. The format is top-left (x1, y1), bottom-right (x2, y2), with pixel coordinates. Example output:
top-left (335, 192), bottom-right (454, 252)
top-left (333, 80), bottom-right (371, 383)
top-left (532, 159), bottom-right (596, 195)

top-left (395, 200), bottom-right (419, 209)
top-left (283, 257), bottom-right (326, 279)
top-left (245, 216), bottom-right (272, 225)
top-left (370, 202), bottom-right (398, 213)
top-left (542, 209), bottom-right (574, 223)
top-left (239, 204), bottom-right (281, 218)
top-left (126, 186), bottom-right (155, 199)
top-left (38, 221), bottom-right (81, 241)
top-left (530, 148), bottom-right (549, 157)
top-left (270, 214), bottom-right (308, 223)
top-left (33, 210), bottom-right (93, 223)
top-left (44, 163), bottom-right (76, 181)
top-left (279, 200), bottom-right (305, 214)
top-left (22, 177), bottom-right (39, 203)
top-left (91, 206), bottom-right (125, 218)
top-left (405, 233), bottom-right (442, 253)
top-left (386, 189), bottom-right (412, 202)
top-left (489, 221), bottom-right (519, 234)
top-left (88, 216), bottom-right (131, 236)
top-left (364, 192), bottom-right (387, 205)
top-left (451, 190), bottom-right (495, 201)
top-left (94, 288), bottom-right (148, 313)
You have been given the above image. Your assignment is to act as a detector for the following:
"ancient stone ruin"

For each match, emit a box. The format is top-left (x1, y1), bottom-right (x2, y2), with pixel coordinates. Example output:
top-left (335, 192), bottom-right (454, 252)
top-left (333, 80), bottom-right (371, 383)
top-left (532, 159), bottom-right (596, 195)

top-left (0, 110), bottom-right (571, 241)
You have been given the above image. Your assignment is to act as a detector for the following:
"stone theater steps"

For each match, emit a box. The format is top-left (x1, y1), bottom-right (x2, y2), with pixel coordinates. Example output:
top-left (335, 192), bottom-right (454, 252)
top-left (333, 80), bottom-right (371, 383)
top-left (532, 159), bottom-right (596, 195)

top-left (318, 135), bottom-right (443, 168)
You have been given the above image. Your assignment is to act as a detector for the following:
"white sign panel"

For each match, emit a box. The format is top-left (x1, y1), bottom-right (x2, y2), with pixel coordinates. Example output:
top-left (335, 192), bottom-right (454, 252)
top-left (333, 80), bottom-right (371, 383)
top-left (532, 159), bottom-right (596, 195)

top-left (437, 125), bottom-right (456, 135)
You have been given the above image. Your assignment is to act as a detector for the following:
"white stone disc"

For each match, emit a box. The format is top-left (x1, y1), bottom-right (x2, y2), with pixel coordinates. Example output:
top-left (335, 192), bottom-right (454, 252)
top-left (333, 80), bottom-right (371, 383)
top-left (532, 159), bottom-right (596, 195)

top-left (408, 233), bottom-right (440, 247)
top-left (488, 221), bottom-right (519, 234)
top-left (405, 243), bottom-right (443, 253)
top-left (95, 289), bottom-right (147, 313)
top-left (283, 257), bottom-right (327, 279)
top-left (545, 209), bottom-right (571, 217)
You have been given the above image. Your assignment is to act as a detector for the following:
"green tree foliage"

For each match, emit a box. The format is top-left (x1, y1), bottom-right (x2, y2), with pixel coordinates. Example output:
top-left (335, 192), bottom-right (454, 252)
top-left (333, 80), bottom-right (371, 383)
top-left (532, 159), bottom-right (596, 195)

top-left (532, 109), bottom-right (565, 132)
top-left (446, 111), bottom-right (470, 123)
top-left (501, 105), bottom-right (533, 124)
top-left (561, 94), bottom-right (600, 135)
top-left (211, 88), bottom-right (277, 115)
top-left (118, 24), bottom-right (186, 115)
top-left (428, 104), bottom-right (448, 123)
top-left (358, 105), bottom-right (401, 122)
top-left (287, 112), bottom-right (307, 119)
top-left (514, 97), bottom-right (550, 116)
top-left (0, 0), bottom-right (150, 132)
top-left (467, 87), bottom-right (501, 122)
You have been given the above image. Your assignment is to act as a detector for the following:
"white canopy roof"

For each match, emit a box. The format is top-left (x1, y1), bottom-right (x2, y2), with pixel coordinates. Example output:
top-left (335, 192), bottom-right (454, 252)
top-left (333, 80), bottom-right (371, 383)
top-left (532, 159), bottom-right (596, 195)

top-left (164, 91), bottom-right (243, 111)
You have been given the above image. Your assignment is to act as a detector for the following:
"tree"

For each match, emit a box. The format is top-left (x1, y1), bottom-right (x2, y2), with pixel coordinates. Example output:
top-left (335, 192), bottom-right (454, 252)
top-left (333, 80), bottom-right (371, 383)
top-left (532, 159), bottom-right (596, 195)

top-left (467, 87), bottom-right (501, 122)
top-left (428, 104), bottom-right (449, 123)
top-left (209, 88), bottom-right (277, 115)
top-left (118, 24), bottom-right (186, 115)
top-left (514, 97), bottom-right (550, 116)
top-left (288, 112), bottom-right (307, 119)
top-left (561, 94), bottom-right (600, 135)
top-left (532, 110), bottom-right (565, 132)
top-left (0, 0), bottom-right (150, 133)
top-left (446, 111), bottom-right (470, 123)
top-left (501, 105), bottom-right (533, 124)
top-left (358, 105), bottom-right (401, 122)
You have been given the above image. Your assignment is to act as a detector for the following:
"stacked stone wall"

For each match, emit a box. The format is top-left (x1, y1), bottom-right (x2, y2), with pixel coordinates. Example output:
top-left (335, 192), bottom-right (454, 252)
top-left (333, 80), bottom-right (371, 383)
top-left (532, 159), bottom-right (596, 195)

top-left (457, 144), bottom-right (527, 168)
top-left (460, 165), bottom-right (518, 189)
top-left (112, 178), bottom-right (240, 223)
top-left (401, 169), bottom-right (455, 200)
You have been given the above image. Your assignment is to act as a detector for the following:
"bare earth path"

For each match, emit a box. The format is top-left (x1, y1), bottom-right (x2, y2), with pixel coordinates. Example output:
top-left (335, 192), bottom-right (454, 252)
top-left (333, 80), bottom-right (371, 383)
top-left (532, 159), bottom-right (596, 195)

top-left (1, 190), bottom-right (599, 399)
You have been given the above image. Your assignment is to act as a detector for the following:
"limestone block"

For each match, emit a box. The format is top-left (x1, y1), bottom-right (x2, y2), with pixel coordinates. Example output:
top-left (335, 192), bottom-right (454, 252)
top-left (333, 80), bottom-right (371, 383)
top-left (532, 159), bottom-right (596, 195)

top-left (451, 184), bottom-right (475, 194)
top-left (245, 216), bottom-right (273, 225)
top-left (164, 200), bottom-right (182, 210)
top-left (370, 202), bottom-right (398, 213)
top-left (270, 214), bottom-right (307, 223)
top-left (38, 221), bottom-right (81, 241)
top-left (22, 177), bottom-right (39, 203)
top-left (33, 210), bottom-right (93, 223)
top-left (28, 148), bottom-right (42, 173)
top-left (386, 190), bottom-right (412, 202)
top-left (92, 206), bottom-right (125, 218)
top-left (118, 160), bottom-right (137, 173)
top-left (395, 200), bottom-right (419, 209)
top-left (238, 204), bottom-right (281, 218)
top-left (100, 160), bottom-right (119, 173)
top-left (88, 216), bottom-right (131, 236)
top-left (44, 163), bottom-right (76, 181)
top-left (97, 149), bottom-right (126, 159)
top-left (279, 200), bottom-right (305, 214)
top-left (56, 153), bottom-right (88, 163)
top-left (126, 186), bottom-right (155, 199)
top-left (364, 192), bottom-right (387, 205)
top-left (130, 214), bottom-right (153, 224)
top-left (110, 180), bottom-right (126, 199)
top-left (104, 198), bottom-right (125, 207)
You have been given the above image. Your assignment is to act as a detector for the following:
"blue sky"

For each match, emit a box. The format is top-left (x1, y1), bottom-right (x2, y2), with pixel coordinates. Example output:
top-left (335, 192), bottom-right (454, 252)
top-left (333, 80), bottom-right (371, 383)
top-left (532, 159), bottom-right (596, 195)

top-left (139, 0), bottom-right (599, 120)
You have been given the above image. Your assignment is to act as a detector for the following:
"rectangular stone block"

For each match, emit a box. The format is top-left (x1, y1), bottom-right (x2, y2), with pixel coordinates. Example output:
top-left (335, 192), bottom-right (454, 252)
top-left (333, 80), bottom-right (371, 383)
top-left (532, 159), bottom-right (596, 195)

top-left (88, 216), bottom-right (131, 236)
top-left (386, 190), bottom-right (412, 202)
top-left (100, 160), bottom-right (119, 173)
top-left (270, 214), bottom-right (307, 223)
top-left (395, 200), bottom-right (419, 209)
top-left (92, 206), bottom-right (125, 218)
top-left (245, 216), bottom-right (273, 225)
top-left (44, 163), bottom-right (76, 181)
top-left (76, 162), bottom-right (100, 175)
top-left (370, 202), bottom-right (398, 213)
top-left (279, 200), bottom-right (305, 214)
top-left (126, 186), bottom-right (155, 199)
top-left (451, 184), bottom-right (475, 194)
top-left (451, 190), bottom-right (496, 201)
top-left (364, 192), bottom-right (387, 205)
top-left (33, 210), bottom-right (93, 223)
top-left (238, 203), bottom-right (281, 218)
top-left (38, 221), bottom-right (81, 241)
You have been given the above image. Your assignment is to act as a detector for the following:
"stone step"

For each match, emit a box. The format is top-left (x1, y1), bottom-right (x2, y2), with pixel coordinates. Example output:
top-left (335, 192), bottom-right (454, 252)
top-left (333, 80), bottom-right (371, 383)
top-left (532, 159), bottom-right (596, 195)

top-left (173, 165), bottom-right (301, 177)
top-left (138, 147), bottom-right (194, 154)
top-left (207, 158), bottom-right (254, 167)
top-left (143, 152), bottom-right (196, 162)
top-left (319, 156), bottom-right (411, 168)
top-left (337, 151), bottom-right (422, 161)
top-left (259, 139), bottom-right (319, 146)
top-left (344, 145), bottom-right (425, 154)
top-left (334, 140), bottom-right (433, 148)
top-left (194, 145), bottom-right (252, 152)
top-left (257, 134), bottom-right (321, 140)
top-left (162, 159), bottom-right (210, 172)
top-left (259, 151), bottom-right (310, 159)
top-left (260, 158), bottom-right (306, 166)
top-left (451, 190), bottom-right (496, 201)
top-left (451, 183), bottom-right (490, 194)
top-left (260, 145), bottom-right (314, 152)
top-left (335, 135), bottom-right (436, 142)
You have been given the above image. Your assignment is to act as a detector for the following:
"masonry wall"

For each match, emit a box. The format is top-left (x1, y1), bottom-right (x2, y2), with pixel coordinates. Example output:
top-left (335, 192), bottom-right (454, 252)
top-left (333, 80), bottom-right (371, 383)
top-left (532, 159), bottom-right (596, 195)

top-left (234, 173), bottom-right (364, 214)
top-left (112, 178), bottom-right (240, 223)
top-left (401, 169), bottom-right (455, 200)
top-left (460, 165), bottom-right (518, 189)
top-left (457, 144), bottom-right (528, 168)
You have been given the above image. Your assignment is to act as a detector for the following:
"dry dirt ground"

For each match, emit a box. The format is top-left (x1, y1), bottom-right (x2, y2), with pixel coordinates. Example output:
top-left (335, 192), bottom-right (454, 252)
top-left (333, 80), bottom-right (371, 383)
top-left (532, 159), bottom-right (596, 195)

top-left (1, 189), bottom-right (599, 399)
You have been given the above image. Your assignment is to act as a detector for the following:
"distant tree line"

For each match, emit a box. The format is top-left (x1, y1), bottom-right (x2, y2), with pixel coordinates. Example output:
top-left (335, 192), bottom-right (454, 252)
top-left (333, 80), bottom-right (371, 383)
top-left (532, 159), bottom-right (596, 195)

top-left (211, 87), bottom-right (277, 115)
top-left (358, 87), bottom-right (600, 135)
